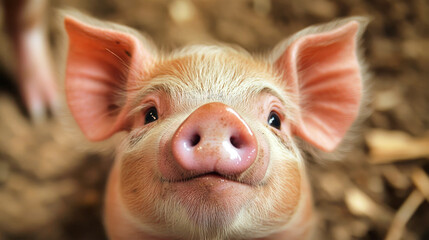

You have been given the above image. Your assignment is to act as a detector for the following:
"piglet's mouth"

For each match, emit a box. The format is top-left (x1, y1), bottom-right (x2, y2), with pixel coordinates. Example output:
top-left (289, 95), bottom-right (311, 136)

top-left (162, 172), bottom-right (252, 185)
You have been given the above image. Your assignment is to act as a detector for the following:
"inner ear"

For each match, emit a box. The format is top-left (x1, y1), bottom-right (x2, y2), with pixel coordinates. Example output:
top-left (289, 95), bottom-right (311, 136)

top-left (273, 20), bottom-right (366, 152)
top-left (65, 16), bottom-right (154, 141)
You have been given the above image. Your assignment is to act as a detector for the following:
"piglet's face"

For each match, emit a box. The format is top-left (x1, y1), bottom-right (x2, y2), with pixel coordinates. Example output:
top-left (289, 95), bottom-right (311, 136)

top-left (64, 16), bottom-right (366, 239)
top-left (115, 51), bottom-right (304, 238)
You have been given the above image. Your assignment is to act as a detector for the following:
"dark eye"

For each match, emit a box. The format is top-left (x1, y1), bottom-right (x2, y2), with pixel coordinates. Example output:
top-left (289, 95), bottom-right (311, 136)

top-left (144, 107), bottom-right (158, 124)
top-left (268, 111), bottom-right (281, 130)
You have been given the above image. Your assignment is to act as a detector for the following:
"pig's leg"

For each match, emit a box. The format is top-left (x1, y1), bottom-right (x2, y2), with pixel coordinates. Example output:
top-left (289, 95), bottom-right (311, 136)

top-left (3, 0), bottom-right (59, 122)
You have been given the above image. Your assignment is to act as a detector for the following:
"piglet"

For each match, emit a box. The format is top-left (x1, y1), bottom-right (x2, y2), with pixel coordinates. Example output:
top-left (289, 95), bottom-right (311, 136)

top-left (64, 14), bottom-right (367, 240)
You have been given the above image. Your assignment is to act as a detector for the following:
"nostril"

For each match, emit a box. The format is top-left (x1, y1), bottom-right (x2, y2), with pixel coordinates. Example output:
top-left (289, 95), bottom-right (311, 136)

top-left (230, 136), bottom-right (242, 149)
top-left (170, 103), bottom-right (259, 177)
top-left (190, 133), bottom-right (201, 147)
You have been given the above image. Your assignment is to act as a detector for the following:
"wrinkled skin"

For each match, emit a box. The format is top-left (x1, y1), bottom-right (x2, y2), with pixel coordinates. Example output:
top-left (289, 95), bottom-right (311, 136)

top-left (64, 14), bottom-right (367, 240)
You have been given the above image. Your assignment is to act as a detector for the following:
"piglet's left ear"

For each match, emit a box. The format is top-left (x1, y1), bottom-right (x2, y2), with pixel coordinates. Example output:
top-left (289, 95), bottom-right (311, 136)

top-left (273, 18), bottom-right (368, 152)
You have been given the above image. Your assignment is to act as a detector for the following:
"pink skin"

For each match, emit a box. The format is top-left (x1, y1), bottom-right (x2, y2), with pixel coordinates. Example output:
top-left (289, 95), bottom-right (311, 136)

top-left (159, 102), bottom-right (265, 227)
top-left (3, 0), bottom-right (59, 121)
top-left (64, 15), bottom-right (367, 240)
top-left (104, 98), bottom-right (301, 240)
top-left (168, 102), bottom-right (258, 180)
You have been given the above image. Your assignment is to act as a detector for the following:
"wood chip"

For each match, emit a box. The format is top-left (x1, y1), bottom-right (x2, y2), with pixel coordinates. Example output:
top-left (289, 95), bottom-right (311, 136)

top-left (385, 190), bottom-right (424, 240)
top-left (332, 224), bottom-right (351, 240)
top-left (374, 88), bottom-right (402, 111)
top-left (319, 172), bottom-right (348, 200)
top-left (411, 167), bottom-right (429, 202)
top-left (345, 187), bottom-right (393, 224)
top-left (168, 0), bottom-right (196, 23)
top-left (365, 129), bottom-right (429, 164)
top-left (305, 0), bottom-right (339, 19)
top-left (381, 165), bottom-right (411, 190)
top-left (350, 219), bottom-right (370, 238)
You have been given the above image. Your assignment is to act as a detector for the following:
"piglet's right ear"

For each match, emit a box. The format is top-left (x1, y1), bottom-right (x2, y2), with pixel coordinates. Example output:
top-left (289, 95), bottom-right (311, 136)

top-left (65, 16), bottom-right (154, 141)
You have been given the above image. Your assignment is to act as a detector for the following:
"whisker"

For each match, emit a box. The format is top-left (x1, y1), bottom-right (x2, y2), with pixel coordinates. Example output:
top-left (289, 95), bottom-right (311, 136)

top-left (105, 47), bottom-right (141, 88)
top-left (105, 48), bottom-right (131, 70)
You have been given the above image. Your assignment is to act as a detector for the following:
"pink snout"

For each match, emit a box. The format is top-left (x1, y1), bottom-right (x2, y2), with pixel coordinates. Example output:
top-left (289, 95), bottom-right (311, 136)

top-left (171, 102), bottom-right (258, 177)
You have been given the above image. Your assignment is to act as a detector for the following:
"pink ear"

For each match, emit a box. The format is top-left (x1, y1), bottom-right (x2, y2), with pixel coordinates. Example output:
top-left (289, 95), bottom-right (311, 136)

top-left (275, 21), bottom-right (364, 152)
top-left (65, 17), bottom-right (154, 141)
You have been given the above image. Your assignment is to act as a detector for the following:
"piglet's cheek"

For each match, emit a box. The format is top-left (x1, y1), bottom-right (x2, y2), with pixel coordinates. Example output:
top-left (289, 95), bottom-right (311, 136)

top-left (272, 161), bottom-right (302, 219)
top-left (119, 153), bottom-right (161, 221)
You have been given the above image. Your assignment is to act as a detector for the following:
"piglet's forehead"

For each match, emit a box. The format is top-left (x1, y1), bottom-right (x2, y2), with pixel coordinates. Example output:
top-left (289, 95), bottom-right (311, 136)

top-left (134, 46), bottom-right (289, 106)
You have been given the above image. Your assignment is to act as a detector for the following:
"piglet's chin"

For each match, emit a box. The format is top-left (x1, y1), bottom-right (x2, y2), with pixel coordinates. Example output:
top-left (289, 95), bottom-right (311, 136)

top-left (166, 173), bottom-right (255, 225)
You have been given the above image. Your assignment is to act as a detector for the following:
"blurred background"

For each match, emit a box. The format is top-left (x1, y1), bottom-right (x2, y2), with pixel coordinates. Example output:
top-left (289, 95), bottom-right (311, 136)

top-left (0, 0), bottom-right (428, 239)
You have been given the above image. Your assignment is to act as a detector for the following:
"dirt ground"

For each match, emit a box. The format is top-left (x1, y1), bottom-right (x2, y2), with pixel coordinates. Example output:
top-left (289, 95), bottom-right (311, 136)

top-left (0, 0), bottom-right (428, 239)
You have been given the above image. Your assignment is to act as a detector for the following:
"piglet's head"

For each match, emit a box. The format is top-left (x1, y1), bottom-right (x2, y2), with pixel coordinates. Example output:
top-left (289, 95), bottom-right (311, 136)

top-left (65, 15), bottom-right (367, 240)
